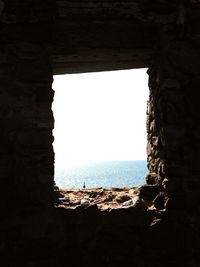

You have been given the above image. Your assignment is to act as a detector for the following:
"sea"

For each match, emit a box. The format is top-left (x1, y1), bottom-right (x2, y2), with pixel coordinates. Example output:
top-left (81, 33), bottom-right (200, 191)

top-left (55, 160), bottom-right (147, 189)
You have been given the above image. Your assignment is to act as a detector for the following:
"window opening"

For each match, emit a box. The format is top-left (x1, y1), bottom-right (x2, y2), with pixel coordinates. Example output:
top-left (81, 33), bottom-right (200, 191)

top-left (52, 69), bottom-right (148, 190)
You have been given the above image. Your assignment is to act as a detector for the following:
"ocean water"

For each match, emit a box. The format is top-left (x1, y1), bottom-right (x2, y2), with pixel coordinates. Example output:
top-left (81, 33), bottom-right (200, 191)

top-left (55, 160), bottom-right (147, 189)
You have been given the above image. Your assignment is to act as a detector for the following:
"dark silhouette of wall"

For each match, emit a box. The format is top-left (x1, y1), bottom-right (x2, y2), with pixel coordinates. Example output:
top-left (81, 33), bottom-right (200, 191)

top-left (0, 1), bottom-right (200, 266)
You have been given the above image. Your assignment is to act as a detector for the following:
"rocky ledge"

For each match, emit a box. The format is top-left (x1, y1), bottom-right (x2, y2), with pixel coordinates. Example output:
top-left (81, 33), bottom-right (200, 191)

top-left (56, 187), bottom-right (142, 210)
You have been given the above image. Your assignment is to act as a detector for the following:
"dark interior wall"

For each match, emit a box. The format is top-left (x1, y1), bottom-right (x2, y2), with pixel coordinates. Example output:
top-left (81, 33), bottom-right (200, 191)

top-left (0, 0), bottom-right (56, 208)
top-left (1, 0), bottom-right (200, 266)
top-left (53, 0), bottom-right (159, 74)
top-left (146, 22), bottom-right (200, 263)
top-left (0, 43), bottom-right (55, 208)
top-left (147, 25), bottom-right (200, 211)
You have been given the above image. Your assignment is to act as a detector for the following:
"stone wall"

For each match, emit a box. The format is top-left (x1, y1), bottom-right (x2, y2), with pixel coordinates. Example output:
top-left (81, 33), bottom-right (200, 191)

top-left (1, 1), bottom-right (200, 266)
top-left (0, 0), bottom-right (55, 209)
top-left (145, 23), bottom-right (200, 264)
top-left (147, 25), bottom-right (200, 207)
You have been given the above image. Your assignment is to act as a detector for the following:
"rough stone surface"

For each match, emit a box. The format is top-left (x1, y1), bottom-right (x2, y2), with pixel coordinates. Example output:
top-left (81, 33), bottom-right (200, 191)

top-left (58, 187), bottom-right (140, 210)
top-left (1, 1), bottom-right (200, 266)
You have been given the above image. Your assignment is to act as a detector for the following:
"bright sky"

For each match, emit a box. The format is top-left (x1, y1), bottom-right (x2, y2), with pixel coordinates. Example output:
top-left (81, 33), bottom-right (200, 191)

top-left (52, 68), bottom-right (148, 168)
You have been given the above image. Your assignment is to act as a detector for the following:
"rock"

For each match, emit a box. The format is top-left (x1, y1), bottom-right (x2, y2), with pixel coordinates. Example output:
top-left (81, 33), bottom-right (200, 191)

top-left (89, 191), bottom-right (98, 198)
top-left (129, 188), bottom-right (138, 195)
top-left (73, 199), bottom-right (81, 205)
top-left (133, 197), bottom-right (147, 211)
top-left (93, 197), bottom-right (106, 204)
top-left (153, 194), bottom-right (165, 210)
top-left (80, 199), bottom-right (90, 206)
top-left (62, 199), bottom-right (69, 205)
top-left (146, 173), bottom-right (158, 185)
top-left (98, 189), bottom-right (105, 196)
top-left (139, 185), bottom-right (160, 202)
top-left (111, 187), bottom-right (124, 192)
top-left (104, 193), bottom-right (113, 202)
top-left (115, 194), bottom-right (131, 203)
top-left (121, 199), bottom-right (133, 207)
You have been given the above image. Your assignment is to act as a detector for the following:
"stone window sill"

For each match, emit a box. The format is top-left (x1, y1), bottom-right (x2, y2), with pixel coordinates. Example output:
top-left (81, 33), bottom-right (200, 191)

top-left (56, 187), bottom-right (140, 210)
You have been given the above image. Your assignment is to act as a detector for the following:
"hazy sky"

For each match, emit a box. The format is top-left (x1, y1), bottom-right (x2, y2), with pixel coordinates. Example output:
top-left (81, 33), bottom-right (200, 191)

top-left (52, 68), bottom-right (148, 168)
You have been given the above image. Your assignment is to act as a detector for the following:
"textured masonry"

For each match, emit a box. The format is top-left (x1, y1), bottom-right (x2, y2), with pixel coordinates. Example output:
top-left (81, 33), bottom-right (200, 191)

top-left (0, 1), bottom-right (200, 266)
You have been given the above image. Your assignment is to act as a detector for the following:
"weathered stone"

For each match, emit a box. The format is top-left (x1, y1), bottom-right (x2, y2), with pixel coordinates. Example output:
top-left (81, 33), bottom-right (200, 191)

top-left (80, 198), bottom-right (90, 206)
top-left (153, 194), bottom-right (165, 210)
top-left (115, 194), bottom-right (131, 203)
top-left (146, 173), bottom-right (158, 185)
top-left (72, 199), bottom-right (81, 205)
top-left (104, 194), bottom-right (113, 202)
top-left (93, 197), bottom-right (106, 204)
top-left (89, 191), bottom-right (98, 198)
top-left (1, 1), bottom-right (200, 267)
top-left (122, 199), bottom-right (134, 207)
top-left (139, 185), bottom-right (160, 202)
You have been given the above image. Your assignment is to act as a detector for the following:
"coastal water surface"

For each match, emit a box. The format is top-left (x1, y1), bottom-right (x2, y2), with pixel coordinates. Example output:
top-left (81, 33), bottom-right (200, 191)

top-left (55, 160), bottom-right (147, 189)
